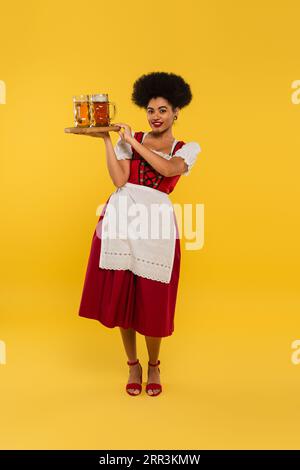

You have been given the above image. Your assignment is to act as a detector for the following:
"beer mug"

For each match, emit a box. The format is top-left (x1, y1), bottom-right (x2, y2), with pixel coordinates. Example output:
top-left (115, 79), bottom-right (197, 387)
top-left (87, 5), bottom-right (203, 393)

top-left (73, 95), bottom-right (91, 127)
top-left (89, 94), bottom-right (116, 127)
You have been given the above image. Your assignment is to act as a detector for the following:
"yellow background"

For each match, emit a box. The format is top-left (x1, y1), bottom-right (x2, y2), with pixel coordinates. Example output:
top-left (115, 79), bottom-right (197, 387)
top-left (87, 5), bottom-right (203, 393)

top-left (1, 0), bottom-right (300, 450)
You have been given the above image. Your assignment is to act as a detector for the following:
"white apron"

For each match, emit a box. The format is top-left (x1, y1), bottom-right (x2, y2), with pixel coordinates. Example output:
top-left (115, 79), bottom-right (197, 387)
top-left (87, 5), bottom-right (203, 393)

top-left (97, 182), bottom-right (177, 283)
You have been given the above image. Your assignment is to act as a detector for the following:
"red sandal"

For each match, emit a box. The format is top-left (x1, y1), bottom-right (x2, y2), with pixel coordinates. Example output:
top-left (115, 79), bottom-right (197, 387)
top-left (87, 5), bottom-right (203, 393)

top-left (146, 359), bottom-right (162, 396)
top-left (126, 358), bottom-right (143, 396)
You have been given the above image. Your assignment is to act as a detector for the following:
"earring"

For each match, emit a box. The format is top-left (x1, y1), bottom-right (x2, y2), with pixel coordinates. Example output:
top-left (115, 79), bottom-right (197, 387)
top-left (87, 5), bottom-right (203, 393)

top-left (174, 116), bottom-right (178, 121)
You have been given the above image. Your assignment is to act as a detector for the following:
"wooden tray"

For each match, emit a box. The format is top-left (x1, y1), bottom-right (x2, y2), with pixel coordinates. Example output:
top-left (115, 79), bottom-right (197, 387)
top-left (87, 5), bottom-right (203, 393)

top-left (64, 125), bottom-right (121, 134)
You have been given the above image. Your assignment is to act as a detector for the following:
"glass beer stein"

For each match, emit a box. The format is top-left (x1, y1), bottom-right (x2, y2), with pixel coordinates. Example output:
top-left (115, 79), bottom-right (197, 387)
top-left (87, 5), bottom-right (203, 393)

top-left (73, 95), bottom-right (91, 127)
top-left (89, 94), bottom-right (116, 127)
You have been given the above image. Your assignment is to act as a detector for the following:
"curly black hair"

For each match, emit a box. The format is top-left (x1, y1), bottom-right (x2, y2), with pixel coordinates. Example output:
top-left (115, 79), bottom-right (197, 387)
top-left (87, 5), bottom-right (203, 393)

top-left (131, 72), bottom-right (192, 110)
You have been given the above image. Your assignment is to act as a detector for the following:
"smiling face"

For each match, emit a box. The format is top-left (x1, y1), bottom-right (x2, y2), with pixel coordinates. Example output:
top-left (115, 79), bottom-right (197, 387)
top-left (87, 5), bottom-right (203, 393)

top-left (146, 97), bottom-right (179, 134)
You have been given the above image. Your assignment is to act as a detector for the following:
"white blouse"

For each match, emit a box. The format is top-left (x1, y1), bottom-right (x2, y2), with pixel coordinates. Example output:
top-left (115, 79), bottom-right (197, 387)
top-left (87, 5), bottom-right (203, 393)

top-left (114, 130), bottom-right (201, 176)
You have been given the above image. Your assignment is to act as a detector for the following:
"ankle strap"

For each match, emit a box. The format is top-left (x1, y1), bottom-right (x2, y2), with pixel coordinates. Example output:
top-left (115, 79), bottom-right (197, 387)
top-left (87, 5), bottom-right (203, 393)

top-left (148, 359), bottom-right (160, 367)
top-left (127, 358), bottom-right (139, 366)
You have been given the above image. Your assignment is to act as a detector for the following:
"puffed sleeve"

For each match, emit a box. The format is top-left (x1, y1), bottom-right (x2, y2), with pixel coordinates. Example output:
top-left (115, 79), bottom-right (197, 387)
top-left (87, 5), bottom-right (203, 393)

top-left (173, 142), bottom-right (201, 176)
top-left (114, 130), bottom-right (135, 160)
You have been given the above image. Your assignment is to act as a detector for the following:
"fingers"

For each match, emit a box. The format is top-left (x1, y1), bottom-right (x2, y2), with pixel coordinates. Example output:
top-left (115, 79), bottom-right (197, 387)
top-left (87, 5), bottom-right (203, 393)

top-left (118, 129), bottom-right (126, 140)
top-left (114, 122), bottom-right (129, 130)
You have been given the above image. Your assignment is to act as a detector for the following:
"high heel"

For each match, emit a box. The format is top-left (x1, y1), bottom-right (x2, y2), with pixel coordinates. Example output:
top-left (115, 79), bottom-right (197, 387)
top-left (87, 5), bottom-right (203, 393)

top-left (126, 358), bottom-right (142, 396)
top-left (146, 359), bottom-right (162, 396)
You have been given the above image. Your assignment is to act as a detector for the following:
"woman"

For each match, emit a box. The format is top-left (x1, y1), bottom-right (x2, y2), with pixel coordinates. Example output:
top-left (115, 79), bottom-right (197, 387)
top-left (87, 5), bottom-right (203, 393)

top-left (78, 72), bottom-right (201, 397)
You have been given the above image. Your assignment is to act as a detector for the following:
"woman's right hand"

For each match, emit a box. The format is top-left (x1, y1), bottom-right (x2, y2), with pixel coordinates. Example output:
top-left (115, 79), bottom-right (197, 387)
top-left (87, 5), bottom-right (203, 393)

top-left (113, 123), bottom-right (132, 143)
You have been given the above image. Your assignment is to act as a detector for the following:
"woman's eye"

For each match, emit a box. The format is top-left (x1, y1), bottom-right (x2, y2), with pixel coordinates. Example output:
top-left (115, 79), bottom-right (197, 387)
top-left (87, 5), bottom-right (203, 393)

top-left (147, 110), bottom-right (166, 114)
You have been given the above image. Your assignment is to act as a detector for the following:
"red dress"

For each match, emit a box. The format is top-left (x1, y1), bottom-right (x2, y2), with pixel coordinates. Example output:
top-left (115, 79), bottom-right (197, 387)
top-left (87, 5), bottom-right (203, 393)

top-left (78, 131), bottom-right (186, 337)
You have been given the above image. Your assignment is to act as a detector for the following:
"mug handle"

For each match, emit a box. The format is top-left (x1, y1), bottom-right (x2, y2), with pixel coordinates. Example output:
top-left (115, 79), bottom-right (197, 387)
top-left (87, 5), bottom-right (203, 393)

top-left (108, 102), bottom-right (116, 122)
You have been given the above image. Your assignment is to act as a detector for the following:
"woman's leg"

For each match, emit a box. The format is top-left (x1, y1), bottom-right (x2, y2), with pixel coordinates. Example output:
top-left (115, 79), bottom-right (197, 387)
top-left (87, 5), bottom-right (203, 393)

top-left (119, 327), bottom-right (141, 394)
top-left (145, 336), bottom-right (162, 395)
top-left (119, 326), bottom-right (138, 361)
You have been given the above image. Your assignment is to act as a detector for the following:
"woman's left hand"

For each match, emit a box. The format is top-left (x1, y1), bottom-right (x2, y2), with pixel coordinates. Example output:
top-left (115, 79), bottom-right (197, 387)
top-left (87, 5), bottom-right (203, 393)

top-left (113, 122), bottom-right (132, 143)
